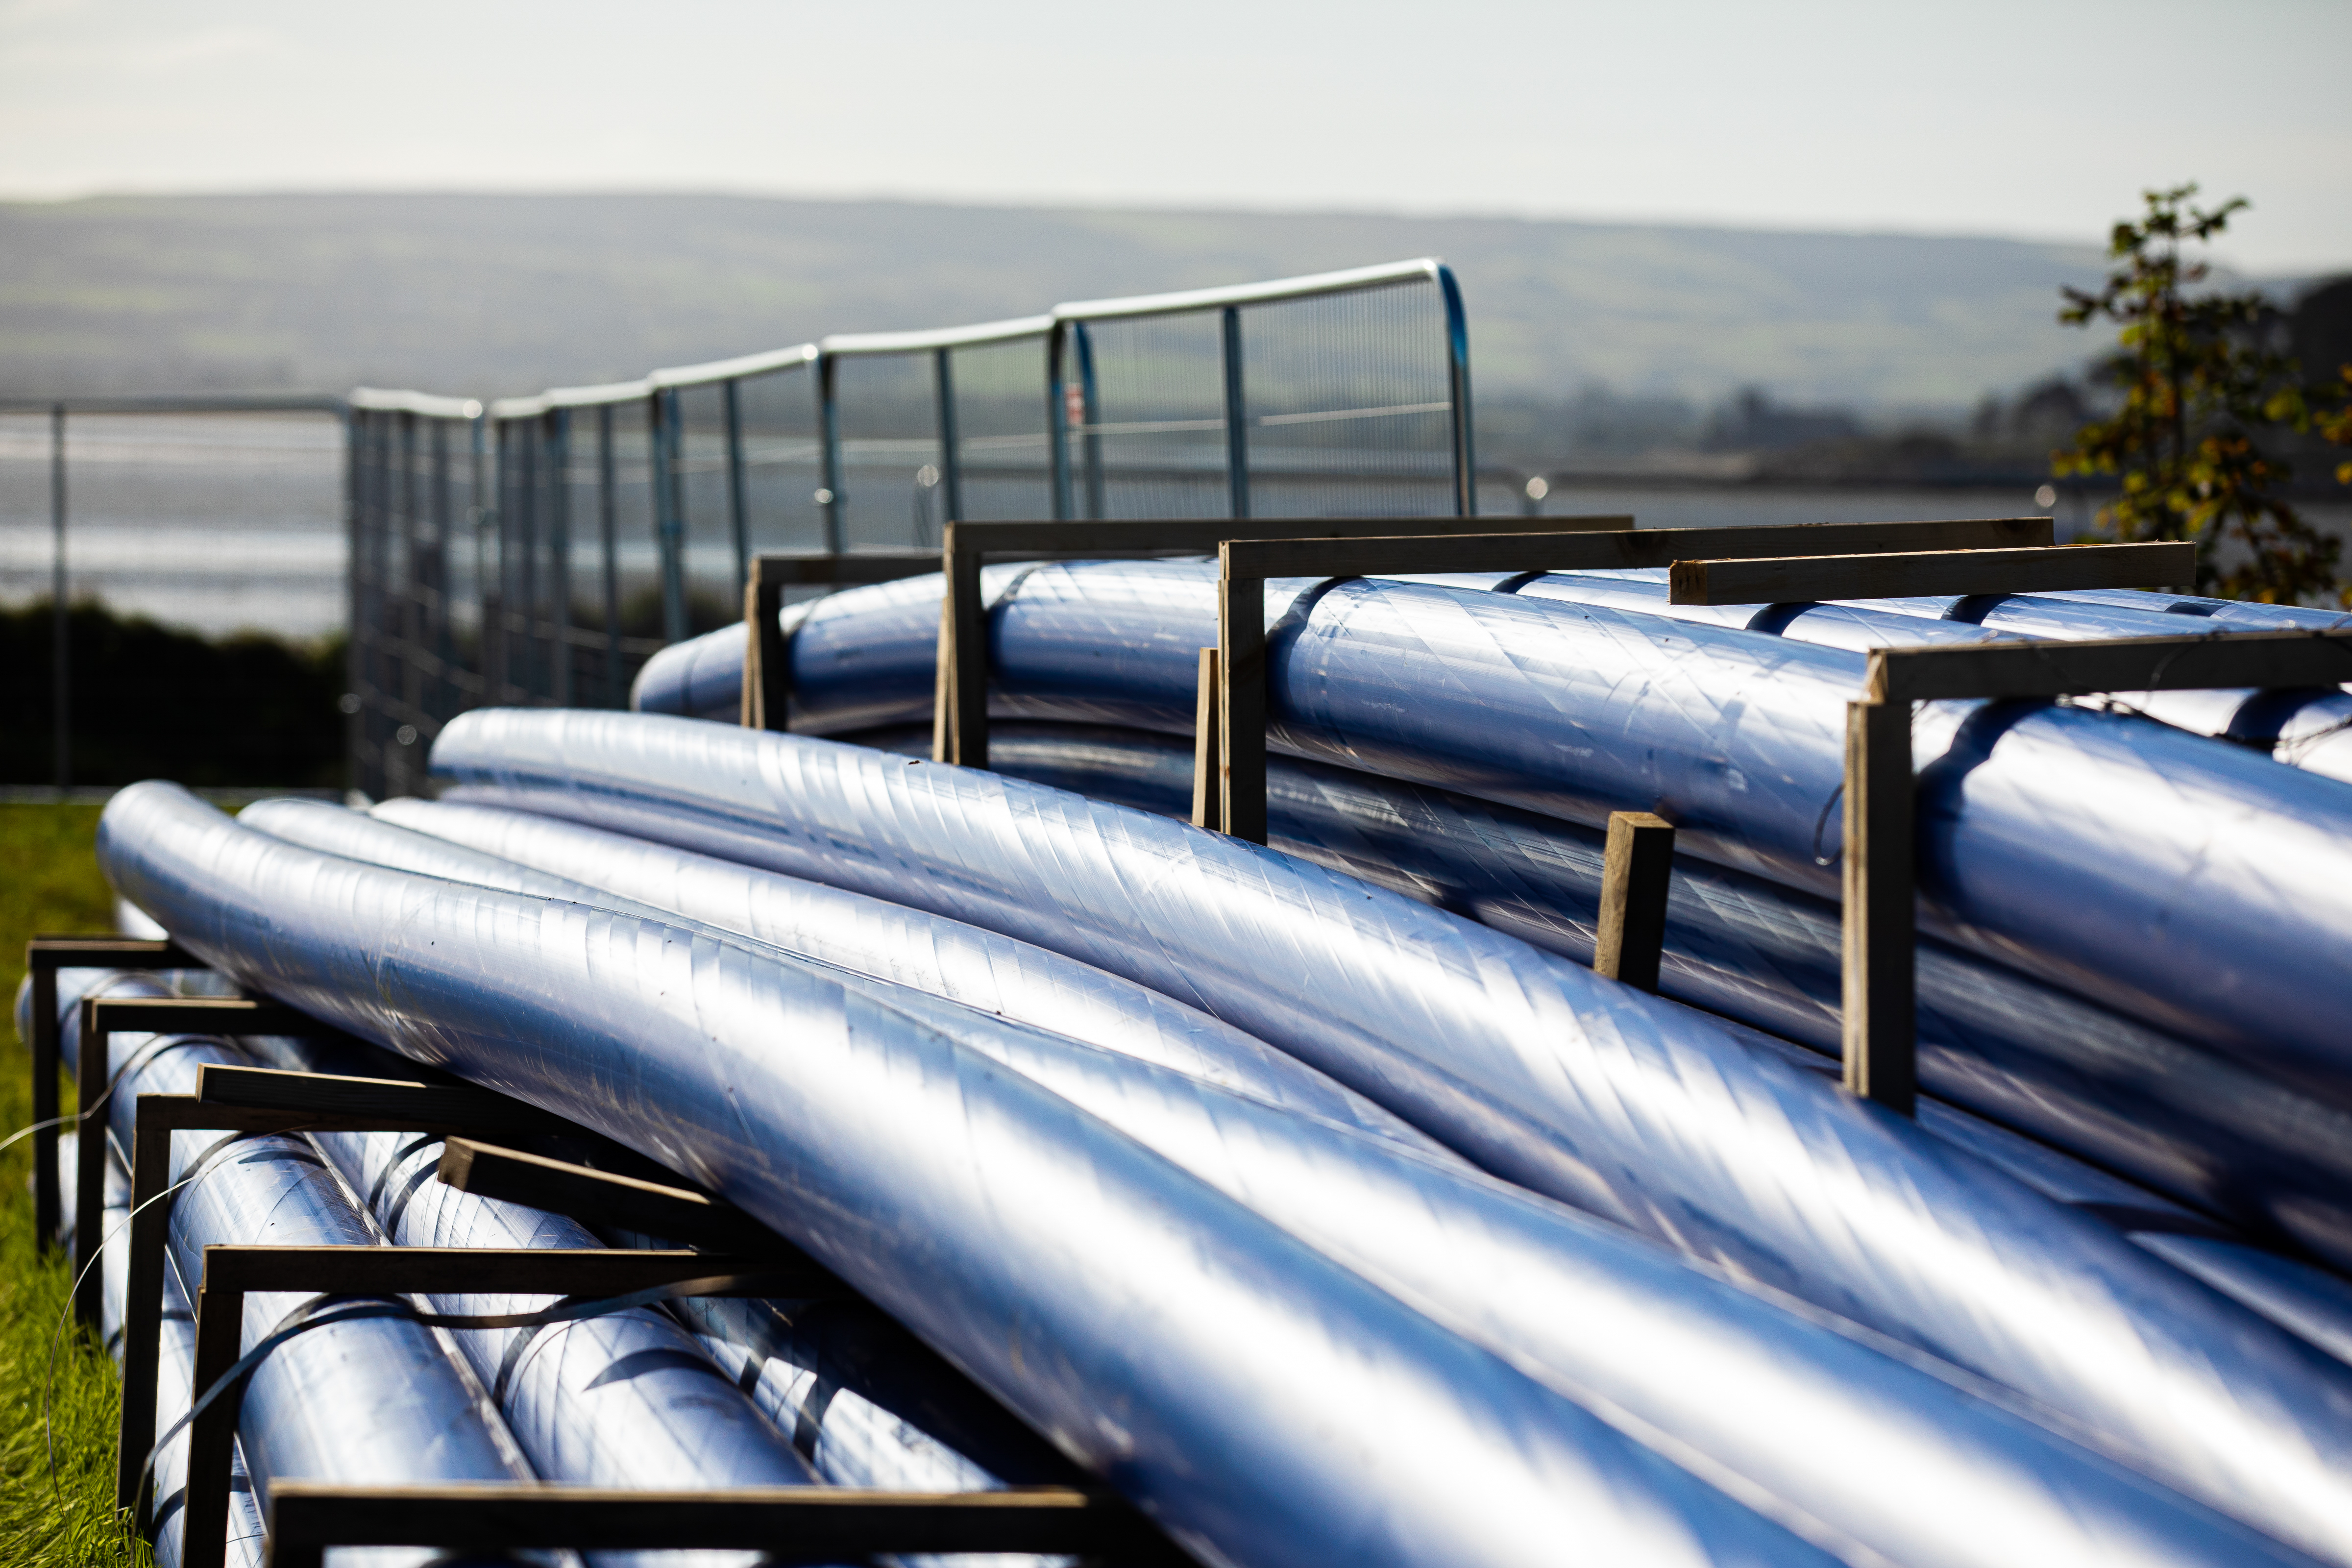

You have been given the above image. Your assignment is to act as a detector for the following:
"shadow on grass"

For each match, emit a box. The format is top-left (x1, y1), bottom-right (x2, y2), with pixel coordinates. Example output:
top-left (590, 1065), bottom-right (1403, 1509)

top-left (0, 804), bottom-right (149, 1567)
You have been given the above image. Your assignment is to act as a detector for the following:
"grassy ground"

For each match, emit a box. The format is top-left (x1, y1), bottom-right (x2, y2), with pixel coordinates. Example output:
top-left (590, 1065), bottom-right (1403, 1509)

top-left (0, 805), bottom-right (146, 1567)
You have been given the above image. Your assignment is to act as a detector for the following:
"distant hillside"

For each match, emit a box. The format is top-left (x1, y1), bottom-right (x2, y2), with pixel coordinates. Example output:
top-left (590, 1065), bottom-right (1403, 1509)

top-left (0, 191), bottom-right (2196, 409)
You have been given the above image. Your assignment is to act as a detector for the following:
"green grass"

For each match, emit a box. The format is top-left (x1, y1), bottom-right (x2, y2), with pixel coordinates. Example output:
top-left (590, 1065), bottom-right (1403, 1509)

top-left (0, 805), bottom-right (147, 1567)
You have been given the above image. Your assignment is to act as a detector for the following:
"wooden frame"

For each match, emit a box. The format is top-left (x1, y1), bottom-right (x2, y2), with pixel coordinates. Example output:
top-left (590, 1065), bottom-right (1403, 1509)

top-left (932, 516), bottom-right (1626, 768)
top-left (182, 1243), bottom-right (829, 1568)
top-left (117, 1062), bottom-right (1185, 1568)
top-left (1668, 540), bottom-right (2195, 605)
top-left (1210, 517), bottom-right (2053, 845)
top-left (739, 553), bottom-right (939, 731)
top-left (22, 937), bottom-right (197, 1257)
top-left (72, 1002), bottom-right (365, 1326)
top-left (262, 1480), bottom-right (1186, 1568)
top-left (1841, 628), bottom-right (2352, 1115)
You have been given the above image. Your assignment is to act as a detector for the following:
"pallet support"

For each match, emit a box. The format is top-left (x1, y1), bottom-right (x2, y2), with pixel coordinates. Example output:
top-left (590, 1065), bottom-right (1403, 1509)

top-left (1208, 516), bottom-right (2052, 845)
top-left (1838, 627), bottom-right (2352, 1114)
top-left (932, 515), bottom-right (1618, 769)
top-left (739, 553), bottom-right (937, 732)
top-left (22, 937), bottom-right (197, 1256)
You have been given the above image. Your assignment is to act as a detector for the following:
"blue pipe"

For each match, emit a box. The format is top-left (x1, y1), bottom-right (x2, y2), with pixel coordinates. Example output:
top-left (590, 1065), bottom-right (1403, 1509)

top-left (629, 561), bottom-right (2352, 1107)
top-left (138, 789), bottom-right (2329, 1568)
top-left (854, 716), bottom-right (2352, 1298)
top-left (100, 781), bottom-right (1840, 1568)
top-left (239, 796), bottom-right (1437, 1155)
top-left (425, 709), bottom-right (2352, 1565)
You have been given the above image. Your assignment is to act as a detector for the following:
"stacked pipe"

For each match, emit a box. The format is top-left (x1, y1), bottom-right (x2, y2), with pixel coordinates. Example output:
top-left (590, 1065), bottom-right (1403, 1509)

top-left (65, 557), bottom-right (2352, 1566)
top-left (624, 562), bottom-right (2352, 1268)
top-left (90, 782), bottom-right (2346, 1567)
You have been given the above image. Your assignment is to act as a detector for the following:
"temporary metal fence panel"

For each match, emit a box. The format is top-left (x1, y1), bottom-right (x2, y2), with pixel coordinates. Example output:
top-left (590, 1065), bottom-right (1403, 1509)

top-left (22, 258), bottom-right (1475, 798)
top-left (0, 398), bottom-right (347, 790)
top-left (1049, 259), bottom-right (1475, 521)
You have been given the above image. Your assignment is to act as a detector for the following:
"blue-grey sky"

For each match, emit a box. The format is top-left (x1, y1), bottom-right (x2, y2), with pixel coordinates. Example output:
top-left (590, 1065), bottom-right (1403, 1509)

top-left (3, 0), bottom-right (2346, 272)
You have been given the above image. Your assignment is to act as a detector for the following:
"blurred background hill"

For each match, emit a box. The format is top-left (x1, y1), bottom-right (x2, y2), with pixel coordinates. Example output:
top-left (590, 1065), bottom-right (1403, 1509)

top-left (0, 191), bottom-right (2158, 407)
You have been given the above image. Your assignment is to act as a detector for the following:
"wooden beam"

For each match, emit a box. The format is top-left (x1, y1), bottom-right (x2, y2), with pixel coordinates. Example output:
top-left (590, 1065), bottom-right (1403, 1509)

top-left (1190, 648), bottom-right (1222, 832)
top-left (437, 1138), bottom-right (797, 1257)
top-left (1842, 701), bottom-right (1917, 1116)
top-left (1592, 812), bottom-right (1675, 993)
top-left (118, 1115), bottom-right (172, 1517)
top-left (194, 1065), bottom-right (567, 1137)
top-left (938, 527), bottom-right (988, 765)
top-left (937, 515), bottom-right (1631, 771)
top-left (1870, 628), bottom-right (2352, 705)
top-left (71, 1007), bottom-right (111, 1325)
top-left (943, 514), bottom-right (1630, 558)
top-left (1219, 516), bottom-right (2052, 583)
top-left (1667, 541), bottom-right (2195, 605)
top-left (1218, 559), bottom-right (1269, 846)
top-left (262, 1481), bottom-right (1186, 1567)
top-left (196, 1243), bottom-right (803, 1299)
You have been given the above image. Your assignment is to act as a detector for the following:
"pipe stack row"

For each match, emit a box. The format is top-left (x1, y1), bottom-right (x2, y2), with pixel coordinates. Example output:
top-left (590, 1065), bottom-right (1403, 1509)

top-left (55, 559), bottom-right (2352, 1567)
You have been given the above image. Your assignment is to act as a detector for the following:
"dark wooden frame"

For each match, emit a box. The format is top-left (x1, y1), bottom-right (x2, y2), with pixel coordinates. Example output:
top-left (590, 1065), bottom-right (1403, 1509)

top-left (119, 1062), bottom-right (1190, 1568)
top-left (73, 1000), bottom-right (363, 1327)
top-left (1210, 517), bottom-right (2053, 845)
top-left (22, 937), bottom-right (197, 1256)
top-left (1667, 539), bottom-right (2195, 605)
top-left (931, 516), bottom-right (1622, 769)
top-left (739, 552), bottom-right (939, 731)
top-left (1841, 628), bottom-right (2352, 1115)
top-left (262, 1479), bottom-right (1187, 1568)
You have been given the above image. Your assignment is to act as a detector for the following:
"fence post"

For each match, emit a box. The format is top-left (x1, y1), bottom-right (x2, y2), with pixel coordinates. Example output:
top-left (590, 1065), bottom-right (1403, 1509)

top-left (724, 379), bottom-right (749, 590)
top-left (598, 403), bottom-right (621, 706)
top-left (817, 354), bottom-right (845, 556)
top-left (650, 391), bottom-right (688, 644)
top-left (1046, 322), bottom-right (1074, 522)
top-left (932, 348), bottom-right (963, 532)
top-left (428, 417), bottom-right (452, 724)
top-left (343, 410), bottom-right (365, 797)
top-left (547, 408), bottom-right (572, 707)
top-left (49, 403), bottom-right (68, 791)
top-left (1436, 264), bottom-right (1477, 517)
top-left (1076, 323), bottom-right (1105, 522)
top-left (1221, 308), bottom-right (1250, 521)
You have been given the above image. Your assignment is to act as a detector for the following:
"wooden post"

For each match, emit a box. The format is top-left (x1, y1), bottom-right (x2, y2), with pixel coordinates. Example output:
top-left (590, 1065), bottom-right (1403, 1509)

top-left (182, 1281), bottom-right (247, 1568)
top-left (1191, 649), bottom-right (1222, 832)
top-left (118, 1114), bottom-right (172, 1517)
top-left (1842, 698), bottom-right (1917, 1115)
top-left (29, 960), bottom-right (59, 1254)
top-left (940, 527), bottom-right (988, 766)
top-left (1218, 560), bottom-right (1269, 846)
top-left (1593, 812), bottom-right (1675, 992)
top-left (73, 1000), bottom-right (110, 1324)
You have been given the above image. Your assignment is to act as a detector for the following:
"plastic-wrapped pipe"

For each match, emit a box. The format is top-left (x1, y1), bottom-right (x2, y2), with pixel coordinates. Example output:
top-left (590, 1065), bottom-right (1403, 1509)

top-left (915, 994), bottom-right (2326, 1568)
top-left (252, 793), bottom-right (2352, 1488)
top-left (38, 968), bottom-right (528, 1568)
top-left (864, 716), bottom-right (2352, 1296)
top-left (240, 797), bottom-right (1438, 1155)
top-left (110, 785), bottom-right (2329, 1568)
top-left (637, 558), bottom-right (2352, 1101)
top-left (428, 708), bottom-right (2352, 1563)
top-left (102, 783), bottom-right (1840, 1568)
top-left (301, 1126), bottom-right (857, 1568)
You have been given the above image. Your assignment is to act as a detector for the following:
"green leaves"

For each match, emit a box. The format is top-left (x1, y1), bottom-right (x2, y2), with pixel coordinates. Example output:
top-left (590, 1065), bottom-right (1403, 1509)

top-left (2055, 185), bottom-right (2350, 606)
